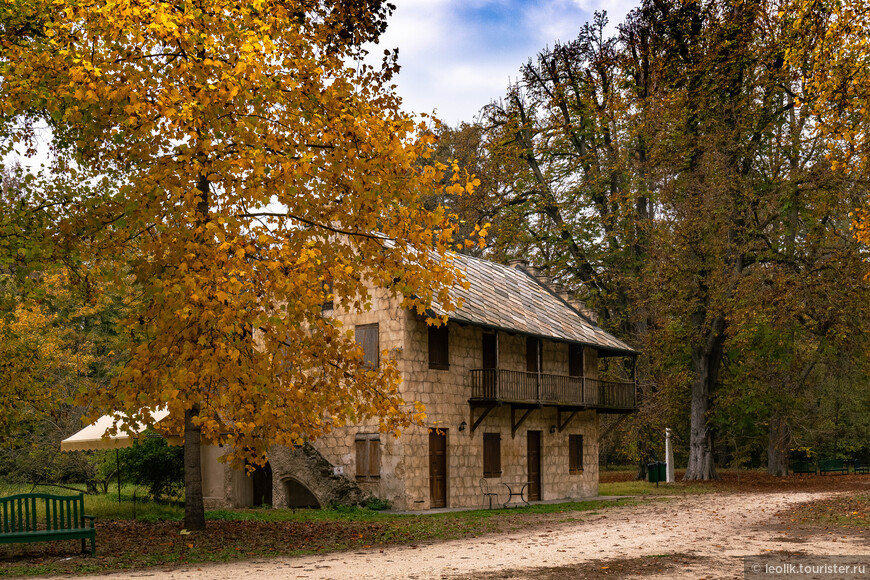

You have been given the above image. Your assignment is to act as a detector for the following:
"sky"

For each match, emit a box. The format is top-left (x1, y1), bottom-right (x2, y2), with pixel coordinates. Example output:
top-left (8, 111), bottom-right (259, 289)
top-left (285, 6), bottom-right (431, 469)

top-left (374, 0), bottom-right (641, 127)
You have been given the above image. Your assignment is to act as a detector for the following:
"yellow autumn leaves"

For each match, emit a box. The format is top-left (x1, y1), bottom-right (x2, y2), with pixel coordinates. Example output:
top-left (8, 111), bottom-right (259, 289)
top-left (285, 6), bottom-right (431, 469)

top-left (1, 0), bottom-right (480, 469)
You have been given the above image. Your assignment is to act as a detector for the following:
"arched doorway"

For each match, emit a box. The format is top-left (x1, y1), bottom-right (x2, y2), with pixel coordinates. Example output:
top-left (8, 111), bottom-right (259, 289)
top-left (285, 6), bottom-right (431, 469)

top-left (283, 478), bottom-right (321, 509)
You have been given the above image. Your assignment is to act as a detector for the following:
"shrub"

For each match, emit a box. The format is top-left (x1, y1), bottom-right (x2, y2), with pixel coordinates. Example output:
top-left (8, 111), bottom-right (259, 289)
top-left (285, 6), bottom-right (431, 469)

top-left (119, 435), bottom-right (183, 500)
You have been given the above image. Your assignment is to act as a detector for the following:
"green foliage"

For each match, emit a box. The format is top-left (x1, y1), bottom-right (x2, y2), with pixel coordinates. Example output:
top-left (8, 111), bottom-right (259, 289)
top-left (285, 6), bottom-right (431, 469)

top-left (454, 1), bottom-right (870, 479)
top-left (362, 497), bottom-right (392, 511)
top-left (119, 437), bottom-right (184, 501)
top-left (0, 445), bottom-right (92, 486)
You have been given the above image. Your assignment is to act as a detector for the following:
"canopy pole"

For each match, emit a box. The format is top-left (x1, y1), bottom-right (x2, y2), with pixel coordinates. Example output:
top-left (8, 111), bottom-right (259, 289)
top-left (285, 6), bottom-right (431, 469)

top-left (116, 449), bottom-right (121, 504)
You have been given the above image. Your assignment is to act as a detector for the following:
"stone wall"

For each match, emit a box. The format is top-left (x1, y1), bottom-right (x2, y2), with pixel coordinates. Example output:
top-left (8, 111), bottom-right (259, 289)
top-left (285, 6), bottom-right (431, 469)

top-left (267, 287), bottom-right (604, 511)
top-left (268, 286), bottom-right (412, 508)
top-left (399, 315), bottom-right (599, 509)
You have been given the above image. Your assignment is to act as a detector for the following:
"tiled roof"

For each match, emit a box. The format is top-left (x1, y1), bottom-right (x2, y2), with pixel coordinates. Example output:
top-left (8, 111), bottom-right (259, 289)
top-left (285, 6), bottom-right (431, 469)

top-left (431, 253), bottom-right (637, 355)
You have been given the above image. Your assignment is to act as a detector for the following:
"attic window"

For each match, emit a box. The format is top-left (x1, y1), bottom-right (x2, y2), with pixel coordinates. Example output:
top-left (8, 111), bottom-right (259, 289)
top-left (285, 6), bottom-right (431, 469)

top-left (428, 324), bottom-right (449, 370)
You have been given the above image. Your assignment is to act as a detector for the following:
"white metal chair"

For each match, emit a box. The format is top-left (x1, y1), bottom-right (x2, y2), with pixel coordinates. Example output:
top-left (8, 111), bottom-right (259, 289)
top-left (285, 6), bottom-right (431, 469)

top-left (480, 478), bottom-right (499, 509)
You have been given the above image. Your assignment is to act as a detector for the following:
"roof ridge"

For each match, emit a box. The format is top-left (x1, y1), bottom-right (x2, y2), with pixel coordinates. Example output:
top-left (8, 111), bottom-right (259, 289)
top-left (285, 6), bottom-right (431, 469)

top-left (437, 251), bottom-right (637, 356)
top-left (512, 265), bottom-right (601, 329)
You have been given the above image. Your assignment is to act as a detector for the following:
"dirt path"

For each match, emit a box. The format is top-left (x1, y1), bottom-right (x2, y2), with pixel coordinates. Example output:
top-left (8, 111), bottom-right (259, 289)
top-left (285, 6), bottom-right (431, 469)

top-left (109, 492), bottom-right (867, 580)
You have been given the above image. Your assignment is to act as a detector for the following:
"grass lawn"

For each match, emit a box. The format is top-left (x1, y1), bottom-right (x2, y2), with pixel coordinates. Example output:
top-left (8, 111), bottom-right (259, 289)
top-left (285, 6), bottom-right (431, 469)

top-left (2, 470), bottom-right (868, 577)
top-left (0, 491), bottom-right (634, 577)
top-left (787, 494), bottom-right (870, 529)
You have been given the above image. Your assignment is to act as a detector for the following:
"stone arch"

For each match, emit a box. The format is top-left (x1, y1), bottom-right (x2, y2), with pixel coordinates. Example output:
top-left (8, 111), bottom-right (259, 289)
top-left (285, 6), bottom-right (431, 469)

top-left (282, 476), bottom-right (322, 509)
top-left (269, 443), bottom-right (369, 508)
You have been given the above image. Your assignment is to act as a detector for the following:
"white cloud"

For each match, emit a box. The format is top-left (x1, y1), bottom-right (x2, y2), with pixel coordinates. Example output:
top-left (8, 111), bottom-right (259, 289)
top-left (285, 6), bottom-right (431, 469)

top-left (375, 0), bottom-right (640, 126)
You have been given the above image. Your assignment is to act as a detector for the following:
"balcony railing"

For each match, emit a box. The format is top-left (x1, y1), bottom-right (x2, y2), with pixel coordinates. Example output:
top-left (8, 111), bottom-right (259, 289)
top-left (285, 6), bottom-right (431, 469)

top-left (469, 368), bottom-right (636, 411)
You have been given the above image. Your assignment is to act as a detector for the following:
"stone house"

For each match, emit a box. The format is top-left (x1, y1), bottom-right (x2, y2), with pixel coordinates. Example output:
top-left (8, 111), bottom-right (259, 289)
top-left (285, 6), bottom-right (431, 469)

top-left (202, 253), bottom-right (637, 510)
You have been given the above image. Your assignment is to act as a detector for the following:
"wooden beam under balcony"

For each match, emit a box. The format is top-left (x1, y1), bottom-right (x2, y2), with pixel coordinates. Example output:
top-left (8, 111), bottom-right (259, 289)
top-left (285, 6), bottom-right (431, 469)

top-left (511, 405), bottom-right (538, 438)
top-left (557, 408), bottom-right (578, 432)
top-left (469, 402), bottom-right (498, 433)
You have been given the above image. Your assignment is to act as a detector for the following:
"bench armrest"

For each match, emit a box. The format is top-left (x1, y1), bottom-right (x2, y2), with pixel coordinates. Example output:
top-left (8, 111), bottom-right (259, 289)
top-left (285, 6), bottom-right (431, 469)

top-left (82, 515), bottom-right (96, 527)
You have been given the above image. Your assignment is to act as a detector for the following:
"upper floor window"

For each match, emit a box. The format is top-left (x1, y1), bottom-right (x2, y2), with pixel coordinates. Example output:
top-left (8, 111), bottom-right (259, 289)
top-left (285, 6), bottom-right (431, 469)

top-left (322, 280), bottom-right (334, 311)
top-left (428, 324), bottom-right (449, 370)
top-left (355, 323), bottom-right (379, 368)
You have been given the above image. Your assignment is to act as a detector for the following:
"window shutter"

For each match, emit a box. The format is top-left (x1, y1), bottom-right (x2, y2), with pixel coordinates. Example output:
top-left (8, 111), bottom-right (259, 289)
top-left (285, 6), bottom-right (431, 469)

top-left (569, 434), bottom-right (584, 474)
top-left (428, 325), bottom-right (449, 370)
top-left (356, 433), bottom-right (380, 481)
top-left (483, 432), bottom-right (501, 478)
top-left (369, 438), bottom-right (380, 479)
top-left (355, 324), bottom-right (379, 368)
top-left (355, 438), bottom-right (369, 480)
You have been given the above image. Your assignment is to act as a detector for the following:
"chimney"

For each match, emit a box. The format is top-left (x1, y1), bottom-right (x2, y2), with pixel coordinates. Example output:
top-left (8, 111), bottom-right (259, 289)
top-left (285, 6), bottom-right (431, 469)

top-left (509, 258), bottom-right (601, 324)
top-left (570, 299), bottom-right (599, 325)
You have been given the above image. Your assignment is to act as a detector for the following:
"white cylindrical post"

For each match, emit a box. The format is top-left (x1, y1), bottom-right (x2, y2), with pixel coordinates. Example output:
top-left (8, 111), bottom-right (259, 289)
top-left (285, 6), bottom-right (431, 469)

top-left (665, 427), bottom-right (675, 483)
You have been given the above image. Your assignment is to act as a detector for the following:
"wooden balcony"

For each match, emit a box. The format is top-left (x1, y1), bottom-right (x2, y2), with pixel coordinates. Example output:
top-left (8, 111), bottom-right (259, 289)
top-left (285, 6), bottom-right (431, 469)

top-left (469, 369), bottom-right (637, 413)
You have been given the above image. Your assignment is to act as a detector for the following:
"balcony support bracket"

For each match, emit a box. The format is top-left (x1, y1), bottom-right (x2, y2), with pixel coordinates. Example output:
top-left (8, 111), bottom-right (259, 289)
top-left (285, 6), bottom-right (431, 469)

top-left (470, 403), bottom-right (497, 433)
top-left (557, 409), bottom-right (578, 433)
top-left (511, 406), bottom-right (536, 439)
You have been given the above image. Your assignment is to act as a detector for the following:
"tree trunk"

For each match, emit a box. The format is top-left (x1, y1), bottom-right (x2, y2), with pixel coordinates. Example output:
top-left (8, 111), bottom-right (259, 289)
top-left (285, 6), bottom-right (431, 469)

top-left (767, 413), bottom-right (790, 477)
top-left (684, 318), bottom-right (724, 481)
top-left (182, 168), bottom-right (210, 531)
top-left (183, 404), bottom-right (206, 531)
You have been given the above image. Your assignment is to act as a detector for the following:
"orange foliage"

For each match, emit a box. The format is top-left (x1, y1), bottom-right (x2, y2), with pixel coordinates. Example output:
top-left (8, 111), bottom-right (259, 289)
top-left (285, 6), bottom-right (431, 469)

top-left (0, 0), bottom-right (479, 467)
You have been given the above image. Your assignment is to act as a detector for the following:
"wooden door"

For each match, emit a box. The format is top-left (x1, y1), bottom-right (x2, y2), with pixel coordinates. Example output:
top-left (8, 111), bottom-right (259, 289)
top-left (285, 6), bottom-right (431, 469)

top-left (429, 429), bottom-right (447, 508)
top-left (526, 337), bottom-right (541, 399)
top-left (527, 431), bottom-right (542, 501)
top-left (526, 337), bottom-right (540, 373)
top-left (482, 333), bottom-right (497, 398)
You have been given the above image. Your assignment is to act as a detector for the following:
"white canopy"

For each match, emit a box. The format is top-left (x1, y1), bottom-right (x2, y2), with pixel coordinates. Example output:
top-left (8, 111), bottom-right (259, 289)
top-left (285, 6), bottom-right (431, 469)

top-left (60, 408), bottom-right (172, 451)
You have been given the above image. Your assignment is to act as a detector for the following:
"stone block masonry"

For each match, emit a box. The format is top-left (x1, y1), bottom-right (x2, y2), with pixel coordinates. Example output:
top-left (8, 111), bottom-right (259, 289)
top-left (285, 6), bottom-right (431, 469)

top-left (268, 285), bottom-right (606, 510)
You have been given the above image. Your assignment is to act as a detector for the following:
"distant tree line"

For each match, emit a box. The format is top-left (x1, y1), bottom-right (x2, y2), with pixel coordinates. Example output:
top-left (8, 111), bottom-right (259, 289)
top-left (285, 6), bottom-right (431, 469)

top-left (431, 0), bottom-right (870, 478)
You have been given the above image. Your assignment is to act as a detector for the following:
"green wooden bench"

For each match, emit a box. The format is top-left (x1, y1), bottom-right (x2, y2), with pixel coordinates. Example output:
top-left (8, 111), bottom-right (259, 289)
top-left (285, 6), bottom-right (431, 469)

top-left (819, 459), bottom-right (849, 475)
top-left (854, 460), bottom-right (869, 475)
top-left (791, 461), bottom-right (815, 475)
top-left (0, 493), bottom-right (95, 555)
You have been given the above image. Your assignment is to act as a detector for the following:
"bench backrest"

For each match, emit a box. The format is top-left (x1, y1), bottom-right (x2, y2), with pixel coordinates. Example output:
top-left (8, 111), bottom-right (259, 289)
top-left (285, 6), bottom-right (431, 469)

top-left (820, 459), bottom-right (844, 468)
top-left (0, 493), bottom-right (87, 533)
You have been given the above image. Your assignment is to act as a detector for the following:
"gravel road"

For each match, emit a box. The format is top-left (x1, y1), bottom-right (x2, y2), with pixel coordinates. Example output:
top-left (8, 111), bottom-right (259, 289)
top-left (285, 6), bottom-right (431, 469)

top-left (96, 492), bottom-right (868, 580)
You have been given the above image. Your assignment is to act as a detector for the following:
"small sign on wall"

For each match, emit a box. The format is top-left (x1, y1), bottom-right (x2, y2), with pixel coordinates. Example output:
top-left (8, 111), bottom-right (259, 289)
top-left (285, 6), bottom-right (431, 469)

top-left (333, 466), bottom-right (344, 476)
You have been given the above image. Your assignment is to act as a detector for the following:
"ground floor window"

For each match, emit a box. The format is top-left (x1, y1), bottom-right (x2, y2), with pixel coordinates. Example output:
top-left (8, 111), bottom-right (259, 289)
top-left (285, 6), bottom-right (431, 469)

top-left (355, 433), bottom-right (381, 482)
top-left (569, 434), bottom-right (584, 474)
top-left (483, 432), bottom-right (501, 478)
